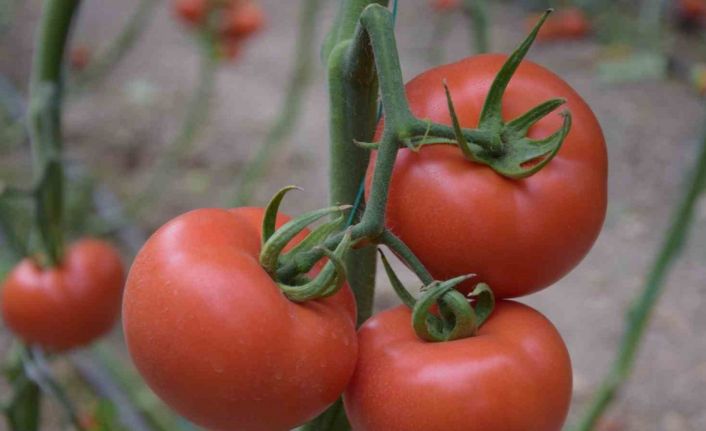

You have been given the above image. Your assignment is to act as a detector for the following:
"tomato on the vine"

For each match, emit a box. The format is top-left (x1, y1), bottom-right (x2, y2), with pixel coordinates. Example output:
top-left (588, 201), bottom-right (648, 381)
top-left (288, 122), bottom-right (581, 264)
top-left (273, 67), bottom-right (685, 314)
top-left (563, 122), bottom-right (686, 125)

top-left (122, 207), bottom-right (358, 431)
top-left (1, 239), bottom-right (124, 352)
top-left (344, 301), bottom-right (572, 431)
top-left (366, 54), bottom-right (607, 298)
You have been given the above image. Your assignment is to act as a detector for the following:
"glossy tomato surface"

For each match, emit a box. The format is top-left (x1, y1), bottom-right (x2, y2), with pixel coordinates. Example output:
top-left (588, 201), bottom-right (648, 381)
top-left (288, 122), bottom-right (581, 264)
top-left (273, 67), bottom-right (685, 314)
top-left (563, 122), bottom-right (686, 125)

top-left (344, 301), bottom-right (572, 431)
top-left (1, 239), bottom-right (124, 352)
top-left (123, 207), bottom-right (358, 431)
top-left (367, 54), bottom-right (607, 298)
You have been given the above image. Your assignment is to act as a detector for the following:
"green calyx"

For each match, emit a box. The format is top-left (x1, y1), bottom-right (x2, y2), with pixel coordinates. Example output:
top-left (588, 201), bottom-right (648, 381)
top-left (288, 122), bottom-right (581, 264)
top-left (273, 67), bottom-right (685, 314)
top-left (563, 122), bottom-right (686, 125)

top-left (379, 249), bottom-right (495, 343)
top-left (444, 8), bottom-right (572, 179)
top-left (259, 186), bottom-right (353, 303)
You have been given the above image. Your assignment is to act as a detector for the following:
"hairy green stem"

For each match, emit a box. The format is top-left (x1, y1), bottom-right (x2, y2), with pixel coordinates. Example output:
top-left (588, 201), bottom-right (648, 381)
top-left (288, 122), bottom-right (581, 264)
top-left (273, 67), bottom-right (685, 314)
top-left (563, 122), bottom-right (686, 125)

top-left (232, 0), bottom-right (324, 206)
top-left (71, 0), bottom-right (158, 91)
top-left (570, 120), bottom-right (706, 431)
top-left (301, 1), bottom-right (389, 430)
top-left (379, 229), bottom-right (433, 284)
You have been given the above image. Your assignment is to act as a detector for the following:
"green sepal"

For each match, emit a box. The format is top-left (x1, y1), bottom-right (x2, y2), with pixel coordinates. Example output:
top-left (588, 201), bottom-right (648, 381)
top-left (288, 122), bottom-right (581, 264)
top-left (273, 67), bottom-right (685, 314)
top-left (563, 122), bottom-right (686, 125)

top-left (278, 229), bottom-right (352, 302)
top-left (281, 214), bottom-right (345, 267)
top-left (478, 9), bottom-right (553, 131)
top-left (412, 275), bottom-right (476, 342)
top-left (378, 249), bottom-right (416, 308)
top-left (262, 185), bottom-right (302, 247)
top-left (439, 9), bottom-right (572, 180)
top-left (467, 283), bottom-right (495, 327)
top-left (473, 110), bottom-right (572, 179)
top-left (353, 139), bottom-right (380, 150)
top-left (443, 80), bottom-right (479, 161)
top-left (260, 205), bottom-right (350, 275)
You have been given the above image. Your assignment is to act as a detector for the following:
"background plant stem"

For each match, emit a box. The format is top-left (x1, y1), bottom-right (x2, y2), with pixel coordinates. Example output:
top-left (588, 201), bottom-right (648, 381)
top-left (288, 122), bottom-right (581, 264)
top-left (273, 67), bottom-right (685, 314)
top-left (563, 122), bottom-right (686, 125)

top-left (570, 119), bottom-right (706, 431)
top-left (232, 0), bottom-right (324, 206)
top-left (28, 0), bottom-right (82, 265)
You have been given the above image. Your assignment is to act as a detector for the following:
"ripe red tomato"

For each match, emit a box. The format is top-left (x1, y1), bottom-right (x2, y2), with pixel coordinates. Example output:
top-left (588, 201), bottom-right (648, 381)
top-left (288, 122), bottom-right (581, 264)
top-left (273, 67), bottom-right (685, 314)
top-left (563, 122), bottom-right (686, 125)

top-left (529, 8), bottom-right (591, 41)
top-left (1, 239), bottom-right (124, 352)
top-left (366, 55), bottom-right (607, 298)
top-left (430, 0), bottom-right (460, 12)
top-left (344, 301), bottom-right (572, 431)
top-left (123, 207), bottom-right (358, 431)
top-left (223, 1), bottom-right (265, 38)
top-left (173, 0), bottom-right (208, 26)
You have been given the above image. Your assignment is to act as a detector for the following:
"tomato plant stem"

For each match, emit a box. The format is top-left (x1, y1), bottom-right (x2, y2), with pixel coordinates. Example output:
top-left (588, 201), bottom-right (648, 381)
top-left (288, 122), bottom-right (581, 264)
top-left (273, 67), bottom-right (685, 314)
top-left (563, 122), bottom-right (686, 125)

top-left (570, 121), bottom-right (706, 431)
top-left (28, 0), bottom-right (82, 266)
top-left (379, 229), bottom-right (434, 284)
top-left (302, 2), bottom-right (389, 429)
top-left (232, 0), bottom-right (324, 206)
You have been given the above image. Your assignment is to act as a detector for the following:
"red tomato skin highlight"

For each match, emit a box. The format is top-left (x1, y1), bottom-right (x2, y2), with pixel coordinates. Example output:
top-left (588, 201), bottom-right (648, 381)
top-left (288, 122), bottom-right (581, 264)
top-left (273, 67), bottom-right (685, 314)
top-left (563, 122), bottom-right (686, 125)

top-left (122, 207), bottom-right (358, 431)
top-left (1, 239), bottom-right (124, 352)
top-left (344, 301), bottom-right (573, 431)
top-left (366, 54), bottom-right (607, 298)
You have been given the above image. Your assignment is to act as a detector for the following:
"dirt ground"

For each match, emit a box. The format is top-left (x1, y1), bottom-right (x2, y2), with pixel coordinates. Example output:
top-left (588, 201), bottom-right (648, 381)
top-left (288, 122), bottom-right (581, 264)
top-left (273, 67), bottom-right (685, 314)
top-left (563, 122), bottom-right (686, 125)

top-left (1, 0), bottom-right (706, 430)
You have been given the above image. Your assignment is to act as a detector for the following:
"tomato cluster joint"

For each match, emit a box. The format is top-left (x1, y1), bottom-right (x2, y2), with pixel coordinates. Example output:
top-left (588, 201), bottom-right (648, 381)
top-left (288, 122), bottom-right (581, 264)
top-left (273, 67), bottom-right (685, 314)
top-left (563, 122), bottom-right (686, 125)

top-left (259, 186), bottom-right (354, 302)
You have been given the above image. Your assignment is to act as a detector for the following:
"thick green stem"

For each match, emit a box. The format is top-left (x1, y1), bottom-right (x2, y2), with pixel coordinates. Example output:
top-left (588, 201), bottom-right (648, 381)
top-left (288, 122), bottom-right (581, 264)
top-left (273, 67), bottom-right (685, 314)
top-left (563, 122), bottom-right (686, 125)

top-left (232, 0), bottom-right (324, 206)
top-left (71, 0), bottom-right (158, 90)
top-left (129, 33), bottom-right (217, 214)
top-left (301, 2), bottom-right (389, 430)
top-left (28, 0), bottom-right (81, 265)
top-left (570, 120), bottom-right (706, 431)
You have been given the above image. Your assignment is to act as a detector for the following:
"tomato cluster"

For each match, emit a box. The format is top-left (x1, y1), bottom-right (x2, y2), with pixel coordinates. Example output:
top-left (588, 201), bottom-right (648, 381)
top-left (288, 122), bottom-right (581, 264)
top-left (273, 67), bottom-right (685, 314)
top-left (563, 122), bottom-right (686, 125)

top-left (0, 5), bottom-right (605, 430)
top-left (173, 0), bottom-right (265, 60)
